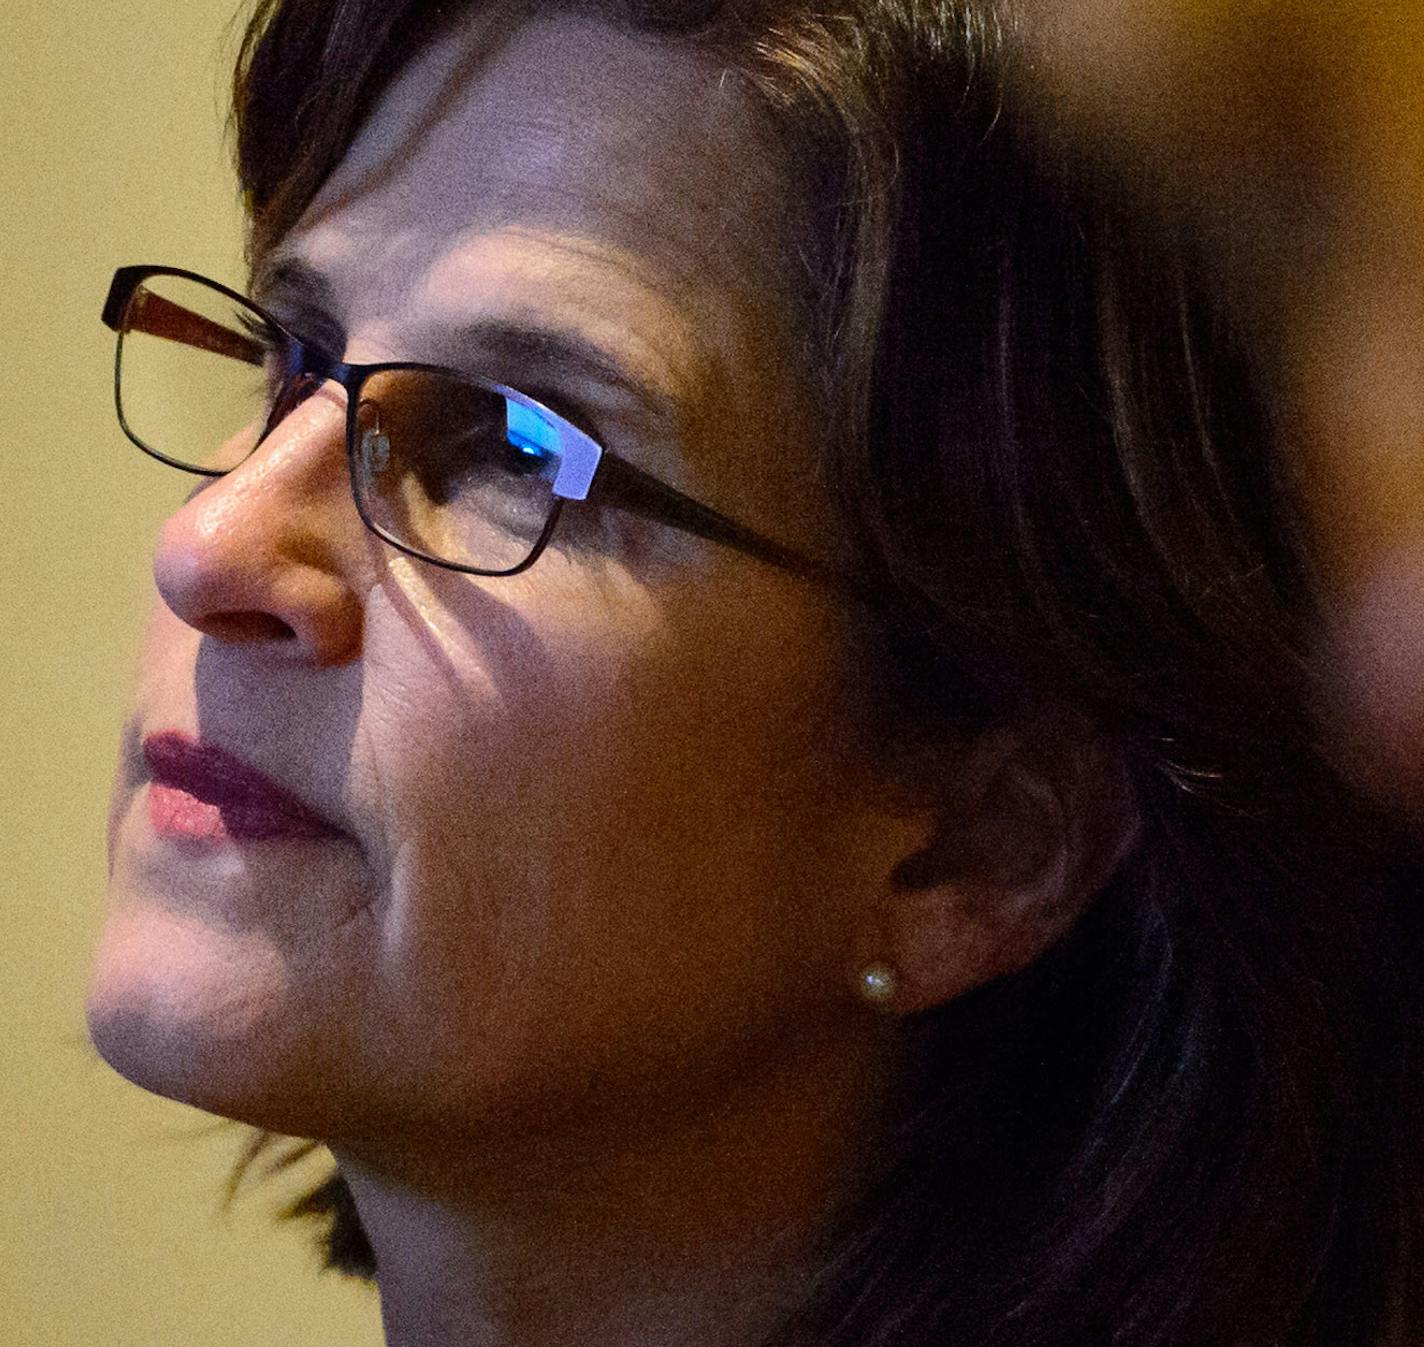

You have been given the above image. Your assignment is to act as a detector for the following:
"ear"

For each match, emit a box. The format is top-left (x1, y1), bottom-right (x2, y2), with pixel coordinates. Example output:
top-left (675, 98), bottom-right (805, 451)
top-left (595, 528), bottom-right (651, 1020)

top-left (854, 721), bottom-right (1139, 1014)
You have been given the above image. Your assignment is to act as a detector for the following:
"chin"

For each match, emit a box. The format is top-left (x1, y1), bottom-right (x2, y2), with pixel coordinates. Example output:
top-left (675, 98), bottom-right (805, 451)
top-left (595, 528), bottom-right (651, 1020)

top-left (86, 902), bottom-right (332, 1133)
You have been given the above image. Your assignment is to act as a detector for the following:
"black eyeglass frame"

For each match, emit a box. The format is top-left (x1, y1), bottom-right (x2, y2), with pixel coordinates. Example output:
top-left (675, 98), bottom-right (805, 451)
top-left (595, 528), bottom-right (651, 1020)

top-left (103, 264), bottom-right (843, 583)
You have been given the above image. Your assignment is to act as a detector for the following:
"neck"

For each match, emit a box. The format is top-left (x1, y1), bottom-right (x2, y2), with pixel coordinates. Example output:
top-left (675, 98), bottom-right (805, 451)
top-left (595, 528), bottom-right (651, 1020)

top-left (336, 1026), bottom-right (887, 1347)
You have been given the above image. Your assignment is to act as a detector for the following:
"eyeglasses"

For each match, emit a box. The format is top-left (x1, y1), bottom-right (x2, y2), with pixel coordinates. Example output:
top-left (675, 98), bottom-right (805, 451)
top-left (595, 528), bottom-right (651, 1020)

top-left (102, 264), bottom-right (836, 581)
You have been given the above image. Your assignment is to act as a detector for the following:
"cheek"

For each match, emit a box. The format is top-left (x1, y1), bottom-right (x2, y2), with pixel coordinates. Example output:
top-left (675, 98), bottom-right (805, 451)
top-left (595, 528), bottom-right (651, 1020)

top-left (351, 566), bottom-right (859, 1128)
top-left (96, 555), bottom-right (862, 1145)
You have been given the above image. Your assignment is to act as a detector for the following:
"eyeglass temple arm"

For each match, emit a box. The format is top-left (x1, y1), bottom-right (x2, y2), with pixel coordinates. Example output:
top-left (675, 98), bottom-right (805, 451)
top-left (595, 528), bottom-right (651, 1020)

top-left (590, 453), bottom-right (849, 590)
top-left (102, 278), bottom-right (265, 368)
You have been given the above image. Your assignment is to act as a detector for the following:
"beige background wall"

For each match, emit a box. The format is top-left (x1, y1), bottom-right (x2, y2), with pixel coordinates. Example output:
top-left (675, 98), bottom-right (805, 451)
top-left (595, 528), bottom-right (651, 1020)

top-left (1, 2), bottom-right (382, 1341)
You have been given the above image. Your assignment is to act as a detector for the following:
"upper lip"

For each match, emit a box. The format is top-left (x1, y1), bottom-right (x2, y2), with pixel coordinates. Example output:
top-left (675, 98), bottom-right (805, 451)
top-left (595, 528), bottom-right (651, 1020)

top-left (141, 730), bottom-right (345, 839)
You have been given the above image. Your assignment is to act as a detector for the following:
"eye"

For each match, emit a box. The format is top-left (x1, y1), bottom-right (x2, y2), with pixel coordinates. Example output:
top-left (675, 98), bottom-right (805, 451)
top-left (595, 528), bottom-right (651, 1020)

top-left (501, 398), bottom-right (562, 477)
top-left (383, 376), bottom-right (557, 504)
top-left (354, 369), bottom-right (563, 559)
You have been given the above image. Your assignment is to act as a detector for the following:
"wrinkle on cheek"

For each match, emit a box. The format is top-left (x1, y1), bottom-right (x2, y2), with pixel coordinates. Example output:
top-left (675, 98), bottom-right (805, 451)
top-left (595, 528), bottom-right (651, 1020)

top-left (383, 557), bottom-right (500, 689)
top-left (349, 702), bottom-right (399, 882)
top-left (355, 548), bottom-right (678, 960)
top-left (380, 808), bottom-right (558, 1058)
top-left (382, 550), bottom-right (670, 700)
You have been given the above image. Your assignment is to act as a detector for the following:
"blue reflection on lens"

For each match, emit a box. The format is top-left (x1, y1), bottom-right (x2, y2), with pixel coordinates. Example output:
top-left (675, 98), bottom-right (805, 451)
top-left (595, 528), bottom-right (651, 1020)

top-left (505, 399), bottom-right (558, 460)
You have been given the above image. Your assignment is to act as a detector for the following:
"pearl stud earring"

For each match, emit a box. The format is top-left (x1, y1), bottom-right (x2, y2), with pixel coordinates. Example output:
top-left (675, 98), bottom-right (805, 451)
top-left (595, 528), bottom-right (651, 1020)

top-left (856, 962), bottom-right (898, 1008)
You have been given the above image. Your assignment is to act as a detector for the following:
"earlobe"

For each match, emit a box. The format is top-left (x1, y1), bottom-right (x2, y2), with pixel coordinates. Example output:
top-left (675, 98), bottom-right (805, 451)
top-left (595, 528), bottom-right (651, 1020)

top-left (861, 725), bottom-right (1139, 1015)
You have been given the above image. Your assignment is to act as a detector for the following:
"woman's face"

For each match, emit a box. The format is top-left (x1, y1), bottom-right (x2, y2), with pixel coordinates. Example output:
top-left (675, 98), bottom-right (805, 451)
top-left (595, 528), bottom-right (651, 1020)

top-left (90, 11), bottom-right (896, 1162)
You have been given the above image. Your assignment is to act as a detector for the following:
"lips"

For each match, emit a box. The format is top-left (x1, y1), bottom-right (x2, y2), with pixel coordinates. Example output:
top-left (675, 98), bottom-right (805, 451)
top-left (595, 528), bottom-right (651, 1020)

top-left (142, 731), bottom-right (344, 843)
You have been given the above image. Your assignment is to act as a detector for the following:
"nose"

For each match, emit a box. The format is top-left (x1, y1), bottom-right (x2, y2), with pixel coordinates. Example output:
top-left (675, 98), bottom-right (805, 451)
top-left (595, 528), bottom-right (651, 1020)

top-left (151, 383), bottom-right (369, 666)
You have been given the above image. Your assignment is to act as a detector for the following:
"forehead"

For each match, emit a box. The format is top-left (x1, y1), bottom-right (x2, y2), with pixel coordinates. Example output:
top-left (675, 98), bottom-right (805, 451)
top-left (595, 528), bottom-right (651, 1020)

top-left (290, 9), bottom-right (796, 328)
top-left (272, 6), bottom-right (824, 535)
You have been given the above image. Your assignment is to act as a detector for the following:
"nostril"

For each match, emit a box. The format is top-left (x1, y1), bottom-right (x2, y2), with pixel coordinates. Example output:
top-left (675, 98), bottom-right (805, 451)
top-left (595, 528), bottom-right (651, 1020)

top-left (204, 612), bottom-right (298, 644)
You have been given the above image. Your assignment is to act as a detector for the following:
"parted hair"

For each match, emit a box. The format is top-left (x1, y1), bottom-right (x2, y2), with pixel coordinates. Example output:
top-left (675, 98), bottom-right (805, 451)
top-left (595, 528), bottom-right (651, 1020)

top-left (226, 1), bottom-right (1424, 1343)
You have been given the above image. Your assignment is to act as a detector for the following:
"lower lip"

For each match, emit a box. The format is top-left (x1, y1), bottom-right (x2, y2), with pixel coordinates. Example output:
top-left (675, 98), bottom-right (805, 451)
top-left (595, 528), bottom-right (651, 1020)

top-left (146, 782), bottom-right (338, 844)
top-left (148, 783), bottom-right (228, 843)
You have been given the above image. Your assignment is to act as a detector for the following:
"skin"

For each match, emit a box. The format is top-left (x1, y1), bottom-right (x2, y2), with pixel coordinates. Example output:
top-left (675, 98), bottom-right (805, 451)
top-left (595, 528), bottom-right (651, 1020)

top-left (1021, 0), bottom-right (1424, 817)
top-left (90, 10), bottom-right (1111, 1345)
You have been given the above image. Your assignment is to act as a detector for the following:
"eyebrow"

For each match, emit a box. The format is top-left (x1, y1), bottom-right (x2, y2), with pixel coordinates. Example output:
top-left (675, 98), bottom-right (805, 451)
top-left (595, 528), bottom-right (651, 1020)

top-left (449, 318), bottom-right (680, 433)
top-left (251, 254), bottom-right (343, 341)
top-left (252, 253), bottom-right (680, 434)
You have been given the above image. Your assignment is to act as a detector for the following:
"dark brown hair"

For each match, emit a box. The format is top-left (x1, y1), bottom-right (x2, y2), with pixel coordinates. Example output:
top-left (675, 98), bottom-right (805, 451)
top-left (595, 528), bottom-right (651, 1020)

top-left (227, 2), bottom-right (1424, 1343)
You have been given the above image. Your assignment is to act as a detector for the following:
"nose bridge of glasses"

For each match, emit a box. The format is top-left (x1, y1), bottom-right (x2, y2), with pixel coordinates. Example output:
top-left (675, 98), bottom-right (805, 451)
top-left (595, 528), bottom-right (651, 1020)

top-left (256, 370), bottom-right (352, 467)
top-left (262, 313), bottom-right (358, 430)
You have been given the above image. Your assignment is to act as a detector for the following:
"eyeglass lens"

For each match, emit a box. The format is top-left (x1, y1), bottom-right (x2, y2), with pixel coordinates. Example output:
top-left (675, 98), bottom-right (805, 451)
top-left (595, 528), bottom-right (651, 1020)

top-left (115, 271), bottom-right (569, 573)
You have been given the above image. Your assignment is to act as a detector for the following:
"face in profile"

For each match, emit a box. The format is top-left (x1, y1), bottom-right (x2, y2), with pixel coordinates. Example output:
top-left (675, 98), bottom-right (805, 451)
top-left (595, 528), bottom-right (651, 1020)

top-left (89, 10), bottom-right (920, 1172)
